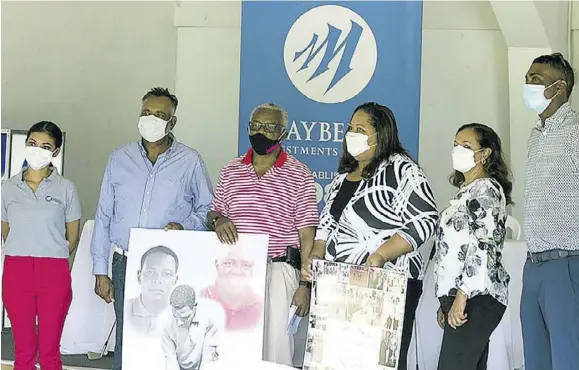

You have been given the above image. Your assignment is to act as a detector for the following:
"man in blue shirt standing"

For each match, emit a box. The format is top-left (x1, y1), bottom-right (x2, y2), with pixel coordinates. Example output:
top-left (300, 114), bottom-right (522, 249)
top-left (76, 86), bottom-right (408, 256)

top-left (90, 87), bottom-right (213, 370)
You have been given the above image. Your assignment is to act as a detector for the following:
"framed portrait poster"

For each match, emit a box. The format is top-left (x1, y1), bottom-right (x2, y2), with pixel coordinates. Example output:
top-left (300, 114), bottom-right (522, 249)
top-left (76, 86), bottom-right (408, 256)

top-left (122, 228), bottom-right (269, 370)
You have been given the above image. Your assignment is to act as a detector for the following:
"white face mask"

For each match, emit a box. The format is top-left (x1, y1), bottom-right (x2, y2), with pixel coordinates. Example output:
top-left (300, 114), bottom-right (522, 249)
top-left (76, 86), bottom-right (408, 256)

top-left (452, 145), bottom-right (483, 173)
top-left (523, 81), bottom-right (559, 114)
top-left (138, 115), bottom-right (170, 143)
top-left (24, 146), bottom-right (54, 171)
top-left (345, 132), bottom-right (376, 157)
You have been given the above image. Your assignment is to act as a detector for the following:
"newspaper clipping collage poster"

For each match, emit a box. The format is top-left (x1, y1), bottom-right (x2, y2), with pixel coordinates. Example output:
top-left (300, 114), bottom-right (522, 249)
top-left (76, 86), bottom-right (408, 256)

top-left (122, 228), bottom-right (269, 370)
top-left (304, 260), bottom-right (407, 370)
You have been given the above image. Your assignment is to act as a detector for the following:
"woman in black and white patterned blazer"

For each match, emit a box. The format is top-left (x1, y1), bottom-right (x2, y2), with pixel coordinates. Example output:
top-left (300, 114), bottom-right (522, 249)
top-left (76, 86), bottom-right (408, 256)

top-left (304, 102), bottom-right (439, 370)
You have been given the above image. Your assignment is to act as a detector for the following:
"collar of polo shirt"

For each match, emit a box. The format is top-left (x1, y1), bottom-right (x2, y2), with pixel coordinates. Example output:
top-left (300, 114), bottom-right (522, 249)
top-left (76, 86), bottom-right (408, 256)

top-left (241, 148), bottom-right (287, 168)
top-left (18, 166), bottom-right (57, 186)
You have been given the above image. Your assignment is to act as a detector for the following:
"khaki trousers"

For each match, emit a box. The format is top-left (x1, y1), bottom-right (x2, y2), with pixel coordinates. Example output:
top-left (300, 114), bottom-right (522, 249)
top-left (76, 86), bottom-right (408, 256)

top-left (262, 262), bottom-right (300, 366)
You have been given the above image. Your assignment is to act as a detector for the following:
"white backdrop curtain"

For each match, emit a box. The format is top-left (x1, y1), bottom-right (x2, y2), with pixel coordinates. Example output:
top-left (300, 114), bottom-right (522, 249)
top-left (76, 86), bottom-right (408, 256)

top-left (60, 220), bottom-right (116, 355)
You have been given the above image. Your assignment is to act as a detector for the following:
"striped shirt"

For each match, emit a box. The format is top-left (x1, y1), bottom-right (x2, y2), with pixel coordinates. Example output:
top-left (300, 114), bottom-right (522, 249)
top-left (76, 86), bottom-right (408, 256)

top-left (524, 102), bottom-right (579, 252)
top-left (211, 148), bottom-right (319, 257)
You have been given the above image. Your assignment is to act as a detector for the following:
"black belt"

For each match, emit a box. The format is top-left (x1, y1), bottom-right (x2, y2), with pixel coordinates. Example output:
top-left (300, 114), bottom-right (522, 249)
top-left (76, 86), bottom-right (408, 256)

top-left (269, 254), bottom-right (300, 270)
top-left (270, 255), bottom-right (287, 263)
top-left (268, 246), bottom-right (301, 270)
top-left (527, 249), bottom-right (579, 263)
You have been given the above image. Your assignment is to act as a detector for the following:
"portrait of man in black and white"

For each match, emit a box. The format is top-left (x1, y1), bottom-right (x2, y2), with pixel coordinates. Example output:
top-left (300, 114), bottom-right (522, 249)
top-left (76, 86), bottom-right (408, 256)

top-left (121, 229), bottom-right (270, 370)
top-left (125, 245), bottom-right (179, 336)
top-left (161, 285), bottom-right (225, 370)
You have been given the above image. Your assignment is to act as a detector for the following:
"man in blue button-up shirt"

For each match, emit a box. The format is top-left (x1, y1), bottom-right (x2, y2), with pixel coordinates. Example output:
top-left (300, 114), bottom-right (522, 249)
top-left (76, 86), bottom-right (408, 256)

top-left (90, 87), bottom-right (213, 370)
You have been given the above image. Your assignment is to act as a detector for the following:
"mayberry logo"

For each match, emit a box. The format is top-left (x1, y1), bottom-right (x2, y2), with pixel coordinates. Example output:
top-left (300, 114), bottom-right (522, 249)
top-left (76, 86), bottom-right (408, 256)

top-left (283, 5), bottom-right (377, 104)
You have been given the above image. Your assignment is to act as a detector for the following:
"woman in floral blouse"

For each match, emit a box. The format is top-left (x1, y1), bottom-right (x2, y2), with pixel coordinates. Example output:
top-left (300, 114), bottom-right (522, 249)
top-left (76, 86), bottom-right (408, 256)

top-left (433, 123), bottom-right (512, 370)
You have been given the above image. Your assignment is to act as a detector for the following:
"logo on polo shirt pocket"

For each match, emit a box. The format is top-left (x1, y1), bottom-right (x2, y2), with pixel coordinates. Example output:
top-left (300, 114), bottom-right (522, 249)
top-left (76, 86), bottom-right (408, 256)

top-left (45, 195), bottom-right (65, 207)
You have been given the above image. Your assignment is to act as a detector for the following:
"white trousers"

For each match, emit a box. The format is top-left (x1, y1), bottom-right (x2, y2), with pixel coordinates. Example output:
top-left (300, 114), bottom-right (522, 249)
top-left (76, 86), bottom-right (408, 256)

top-left (263, 262), bottom-right (300, 366)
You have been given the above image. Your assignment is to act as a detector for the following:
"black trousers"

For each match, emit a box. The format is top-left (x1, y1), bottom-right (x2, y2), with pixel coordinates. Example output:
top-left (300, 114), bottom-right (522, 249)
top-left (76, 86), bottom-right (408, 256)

top-left (437, 294), bottom-right (506, 370)
top-left (397, 278), bottom-right (423, 370)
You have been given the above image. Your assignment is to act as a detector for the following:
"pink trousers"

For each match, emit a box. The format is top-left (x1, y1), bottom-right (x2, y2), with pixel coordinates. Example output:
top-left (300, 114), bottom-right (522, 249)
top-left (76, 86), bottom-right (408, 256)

top-left (2, 256), bottom-right (72, 370)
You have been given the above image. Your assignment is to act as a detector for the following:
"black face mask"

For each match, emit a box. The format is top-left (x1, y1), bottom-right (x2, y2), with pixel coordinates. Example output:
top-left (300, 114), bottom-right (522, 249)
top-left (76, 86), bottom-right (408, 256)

top-left (249, 133), bottom-right (281, 155)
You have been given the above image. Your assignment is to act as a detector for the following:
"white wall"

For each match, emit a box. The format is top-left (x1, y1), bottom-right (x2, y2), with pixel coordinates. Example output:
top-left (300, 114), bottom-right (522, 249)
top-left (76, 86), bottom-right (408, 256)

top-left (2, 0), bottom-right (573, 222)
top-left (1, 1), bottom-right (177, 221)
top-left (174, 1), bottom-right (241, 185)
top-left (173, 1), bottom-right (241, 187)
top-left (420, 1), bottom-right (509, 210)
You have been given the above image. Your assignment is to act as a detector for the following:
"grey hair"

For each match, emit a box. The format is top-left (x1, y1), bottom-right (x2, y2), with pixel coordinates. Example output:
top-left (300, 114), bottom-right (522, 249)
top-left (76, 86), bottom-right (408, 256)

top-left (250, 103), bottom-right (288, 128)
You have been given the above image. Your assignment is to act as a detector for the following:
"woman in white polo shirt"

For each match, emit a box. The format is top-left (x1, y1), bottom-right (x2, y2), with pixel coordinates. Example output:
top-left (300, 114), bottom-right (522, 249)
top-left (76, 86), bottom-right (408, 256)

top-left (1, 121), bottom-right (81, 370)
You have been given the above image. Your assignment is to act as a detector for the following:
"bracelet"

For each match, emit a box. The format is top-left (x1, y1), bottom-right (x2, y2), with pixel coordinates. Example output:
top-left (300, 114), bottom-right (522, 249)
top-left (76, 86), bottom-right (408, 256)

top-left (299, 281), bottom-right (312, 289)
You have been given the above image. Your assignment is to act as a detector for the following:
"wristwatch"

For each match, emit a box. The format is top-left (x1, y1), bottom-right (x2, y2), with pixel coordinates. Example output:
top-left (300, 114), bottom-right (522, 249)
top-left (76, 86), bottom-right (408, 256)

top-left (211, 215), bottom-right (223, 229)
top-left (299, 281), bottom-right (312, 289)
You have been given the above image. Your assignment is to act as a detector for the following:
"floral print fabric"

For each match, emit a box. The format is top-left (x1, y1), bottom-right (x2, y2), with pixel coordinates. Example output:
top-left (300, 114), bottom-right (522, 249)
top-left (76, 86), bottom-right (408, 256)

top-left (433, 178), bottom-right (509, 306)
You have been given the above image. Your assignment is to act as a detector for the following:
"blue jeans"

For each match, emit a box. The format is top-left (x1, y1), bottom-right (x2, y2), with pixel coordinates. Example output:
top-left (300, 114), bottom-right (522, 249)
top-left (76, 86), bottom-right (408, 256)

top-left (111, 253), bottom-right (127, 370)
top-left (521, 255), bottom-right (579, 370)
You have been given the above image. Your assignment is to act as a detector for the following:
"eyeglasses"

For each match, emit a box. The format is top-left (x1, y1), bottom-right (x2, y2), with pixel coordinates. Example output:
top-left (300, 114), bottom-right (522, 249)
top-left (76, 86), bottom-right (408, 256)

top-left (248, 121), bottom-right (283, 133)
top-left (220, 259), bottom-right (254, 274)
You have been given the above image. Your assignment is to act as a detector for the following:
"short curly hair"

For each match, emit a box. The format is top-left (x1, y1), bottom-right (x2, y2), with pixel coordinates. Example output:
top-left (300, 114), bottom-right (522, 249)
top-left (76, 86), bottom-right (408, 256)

top-left (170, 285), bottom-right (196, 309)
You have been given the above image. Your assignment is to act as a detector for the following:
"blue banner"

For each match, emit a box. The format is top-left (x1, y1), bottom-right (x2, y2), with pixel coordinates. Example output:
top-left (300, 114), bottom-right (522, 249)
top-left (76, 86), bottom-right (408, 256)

top-left (1, 132), bottom-right (7, 181)
top-left (239, 1), bottom-right (423, 211)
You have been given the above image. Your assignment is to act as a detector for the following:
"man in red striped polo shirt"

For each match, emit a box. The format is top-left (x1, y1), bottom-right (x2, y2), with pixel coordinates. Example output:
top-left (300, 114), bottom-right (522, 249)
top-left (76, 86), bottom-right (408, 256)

top-left (206, 103), bottom-right (318, 366)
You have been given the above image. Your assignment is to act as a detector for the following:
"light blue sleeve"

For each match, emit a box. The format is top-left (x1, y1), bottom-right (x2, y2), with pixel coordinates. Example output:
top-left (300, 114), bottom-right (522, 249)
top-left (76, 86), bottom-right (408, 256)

top-left (181, 155), bottom-right (213, 231)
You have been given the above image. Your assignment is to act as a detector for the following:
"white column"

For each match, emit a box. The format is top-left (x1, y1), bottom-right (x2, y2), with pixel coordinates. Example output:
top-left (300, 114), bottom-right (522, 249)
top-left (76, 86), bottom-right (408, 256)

top-left (173, 1), bottom-right (242, 185)
top-left (490, 0), bottom-right (569, 234)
